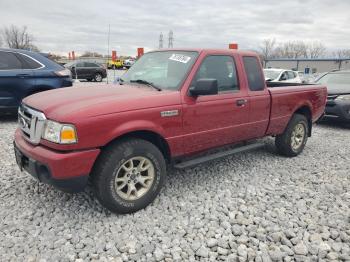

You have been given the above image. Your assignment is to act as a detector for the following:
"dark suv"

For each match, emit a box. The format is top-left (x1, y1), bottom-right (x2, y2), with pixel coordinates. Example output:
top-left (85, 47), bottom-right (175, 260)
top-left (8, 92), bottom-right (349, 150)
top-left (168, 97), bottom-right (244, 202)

top-left (64, 61), bottom-right (107, 82)
top-left (316, 70), bottom-right (350, 122)
top-left (0, 48), bottom-right (73, 114)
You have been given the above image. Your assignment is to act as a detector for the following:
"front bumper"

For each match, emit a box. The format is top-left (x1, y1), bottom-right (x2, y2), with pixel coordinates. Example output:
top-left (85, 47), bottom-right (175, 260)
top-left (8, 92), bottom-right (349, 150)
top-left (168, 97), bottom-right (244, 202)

top-left (325, 100), bottom-right (350, 122)
top-left (14, 129), bottom-right (100, 192)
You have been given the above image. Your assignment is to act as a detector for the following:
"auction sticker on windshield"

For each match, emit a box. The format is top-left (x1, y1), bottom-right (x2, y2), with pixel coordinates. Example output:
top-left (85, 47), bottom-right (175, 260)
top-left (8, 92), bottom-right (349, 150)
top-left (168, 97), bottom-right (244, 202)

top-left (169, 54), bottom-right (191, 63)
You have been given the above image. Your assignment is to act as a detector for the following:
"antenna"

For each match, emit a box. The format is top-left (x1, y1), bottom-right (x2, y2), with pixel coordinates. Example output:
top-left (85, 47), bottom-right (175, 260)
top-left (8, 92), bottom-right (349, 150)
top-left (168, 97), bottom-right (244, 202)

top-left (159, 32), bottom-right (163, 49)
top-left (168, 30), bottom-right (173, 48)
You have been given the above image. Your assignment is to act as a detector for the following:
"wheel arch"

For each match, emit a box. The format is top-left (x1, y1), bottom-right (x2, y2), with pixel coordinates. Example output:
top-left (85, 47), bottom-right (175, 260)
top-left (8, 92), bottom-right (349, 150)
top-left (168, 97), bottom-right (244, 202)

top-left (293, 105), bottom-right (312, 137)
top-left (102, 130), bottom-right (171, 163)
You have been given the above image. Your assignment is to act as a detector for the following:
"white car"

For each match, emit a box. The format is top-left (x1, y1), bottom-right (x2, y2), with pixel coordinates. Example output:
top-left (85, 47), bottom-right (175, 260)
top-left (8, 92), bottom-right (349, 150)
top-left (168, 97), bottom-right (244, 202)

top-left (123, 58), bottom-right (135, 69)
top-left (264, 69), bottom-right (302, 83)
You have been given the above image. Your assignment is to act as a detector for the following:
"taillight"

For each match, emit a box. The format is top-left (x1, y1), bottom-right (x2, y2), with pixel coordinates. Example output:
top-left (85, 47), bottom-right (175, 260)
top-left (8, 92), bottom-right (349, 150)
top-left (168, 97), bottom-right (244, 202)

top-left (55, 68), bottom-right (72, 77)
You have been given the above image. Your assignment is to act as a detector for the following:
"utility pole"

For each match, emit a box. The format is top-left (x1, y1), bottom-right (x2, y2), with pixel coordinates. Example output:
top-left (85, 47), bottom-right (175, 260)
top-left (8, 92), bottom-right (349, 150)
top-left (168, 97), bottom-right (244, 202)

top-left (168, 30), bottom-right (173, 48)
top-left (107, 23), bottom-right (110, 84)
top-left (159, 32), bottom-right (163, 49)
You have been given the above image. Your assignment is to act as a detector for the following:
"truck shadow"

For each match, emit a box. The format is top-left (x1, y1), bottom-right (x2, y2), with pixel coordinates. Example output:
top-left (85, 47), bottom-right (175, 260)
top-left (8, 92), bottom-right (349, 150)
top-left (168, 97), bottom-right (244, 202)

top-left (0, 114), bottom-right (17, 123)
top-left (316, 118), bottom-right (350, 130)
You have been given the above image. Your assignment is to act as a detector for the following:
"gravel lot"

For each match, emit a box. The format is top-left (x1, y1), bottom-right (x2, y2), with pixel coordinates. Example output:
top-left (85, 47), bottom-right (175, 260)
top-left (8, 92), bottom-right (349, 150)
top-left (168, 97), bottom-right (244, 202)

top-left (0, 117), bottom-right (349, 261)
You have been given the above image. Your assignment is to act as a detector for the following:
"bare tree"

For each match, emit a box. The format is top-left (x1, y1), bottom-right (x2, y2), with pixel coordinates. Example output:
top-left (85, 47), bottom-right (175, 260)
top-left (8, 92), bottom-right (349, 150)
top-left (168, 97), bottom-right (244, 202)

top-left (332, 49), bottom-right (350, 59)
top-left (47, 53), bottom-right (63, 61)
top-left (2, 25), bottom-right (38, 50)
top-left (307, 41), bottom-right (326, 58)
top-left (274, 41), bottom-right (308, 59)
top-left (259, 38), bottom-right (276, 60)
top-left (260, 39), bottom-right (327, 59)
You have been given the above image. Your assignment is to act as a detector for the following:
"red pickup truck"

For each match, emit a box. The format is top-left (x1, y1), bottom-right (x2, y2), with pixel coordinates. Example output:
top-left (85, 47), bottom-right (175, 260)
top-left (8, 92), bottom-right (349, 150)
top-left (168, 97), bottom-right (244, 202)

top-left (14, 49), bottom-right (327, 214)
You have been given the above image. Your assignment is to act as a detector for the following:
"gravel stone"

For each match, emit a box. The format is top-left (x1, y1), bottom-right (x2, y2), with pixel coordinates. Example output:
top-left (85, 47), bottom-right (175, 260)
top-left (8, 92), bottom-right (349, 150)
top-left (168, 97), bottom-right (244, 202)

top-left (280, 245), bottom-right (294, 256)
top-left (326, 251), bottom-right (339, 260)
top-left (207, 238), bottom-right (218, 248)
top-left (232, 224), bottom-right (243, 236)
top-left (237, 244), bottom-right (248, 259)
top-left (1, 118), bottom-right (349, 261)
top-left (268, 246), bottom-right (284, 261)
top-left (217, 247), bottom-right (229, 255)
top-left (294, 242), bottom-right (308, 255)
top-left (309, 233), bottom-right (322, 243)
top-left (195, 246), bottom-right (209, 258)
top-left (318, 242), bottom-right (331, 258)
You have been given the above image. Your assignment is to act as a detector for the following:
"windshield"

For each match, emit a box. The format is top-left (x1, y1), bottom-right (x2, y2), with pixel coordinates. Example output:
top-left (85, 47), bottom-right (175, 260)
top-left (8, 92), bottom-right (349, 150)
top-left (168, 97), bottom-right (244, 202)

top-left (121, 51), bottom-right (198, 90)
top-left (263, 69), bottom-right (281, 80)
top-left (64, 61), bottom-right (75, 67)
top-left (316, 73), bottom-right (350, 88)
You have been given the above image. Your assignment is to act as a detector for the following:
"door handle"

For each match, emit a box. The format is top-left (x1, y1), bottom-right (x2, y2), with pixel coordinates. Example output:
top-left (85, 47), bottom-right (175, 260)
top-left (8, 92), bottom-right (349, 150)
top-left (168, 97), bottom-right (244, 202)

top-left (236, 99), bottom-right (247, 107)
top-left (16, 74), bottom-right (30, 78)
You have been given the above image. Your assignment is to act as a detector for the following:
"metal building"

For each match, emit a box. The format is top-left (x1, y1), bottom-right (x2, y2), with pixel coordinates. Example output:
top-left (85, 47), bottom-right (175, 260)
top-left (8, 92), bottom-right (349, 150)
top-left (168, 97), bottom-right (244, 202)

top-left (264, 58), bottom-right (350, 73)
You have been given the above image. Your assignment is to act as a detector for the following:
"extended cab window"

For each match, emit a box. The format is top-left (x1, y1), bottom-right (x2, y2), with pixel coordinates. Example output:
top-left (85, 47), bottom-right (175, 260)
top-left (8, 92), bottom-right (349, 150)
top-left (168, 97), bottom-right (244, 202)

top-left (243, 57), bottom-right (265, 91)
top-left (192, 55), bottom-right (239, 92)
top-left (0, 51), bottom-right (22, 70)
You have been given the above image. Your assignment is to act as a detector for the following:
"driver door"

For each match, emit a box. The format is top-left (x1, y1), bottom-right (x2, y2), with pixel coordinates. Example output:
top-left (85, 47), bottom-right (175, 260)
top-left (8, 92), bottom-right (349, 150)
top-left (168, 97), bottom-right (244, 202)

top-left (181, 55), bottom-right (250, 154)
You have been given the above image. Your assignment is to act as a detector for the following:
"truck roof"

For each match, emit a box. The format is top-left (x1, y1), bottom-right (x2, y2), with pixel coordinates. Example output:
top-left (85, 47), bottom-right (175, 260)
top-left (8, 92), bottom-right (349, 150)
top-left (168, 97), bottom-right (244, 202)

top-left (149, 48), bottom-right (258, 56)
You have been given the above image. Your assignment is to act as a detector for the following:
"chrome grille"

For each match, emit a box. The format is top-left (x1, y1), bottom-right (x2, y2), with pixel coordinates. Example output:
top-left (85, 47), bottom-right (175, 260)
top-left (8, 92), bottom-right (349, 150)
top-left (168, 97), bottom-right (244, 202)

top-left (18, 104), bottom-right (46, 144)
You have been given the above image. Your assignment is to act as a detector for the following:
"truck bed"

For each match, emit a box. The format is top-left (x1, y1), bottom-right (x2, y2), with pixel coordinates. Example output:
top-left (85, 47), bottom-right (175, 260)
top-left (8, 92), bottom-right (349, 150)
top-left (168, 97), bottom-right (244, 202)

top-left (266, 82), bottom-right (315, 88)
top-left (266, 84), bottom-right (327, 135)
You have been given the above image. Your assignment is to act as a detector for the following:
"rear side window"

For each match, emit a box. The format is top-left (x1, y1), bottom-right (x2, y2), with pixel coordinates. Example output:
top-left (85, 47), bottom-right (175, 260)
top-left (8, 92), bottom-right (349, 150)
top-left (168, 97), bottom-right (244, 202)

top-left (0, 51), bottom-right (22, 70)
top-left (18, 53), bottom-right (42, 69)
top-left (287, 71), bottom-right (296, 79)
top-left (85, 62), bottom-right (99, 67)
top-left (243, 56), bottom-right (265, 91)
top-left (192, 55), bottom-right (239, 92)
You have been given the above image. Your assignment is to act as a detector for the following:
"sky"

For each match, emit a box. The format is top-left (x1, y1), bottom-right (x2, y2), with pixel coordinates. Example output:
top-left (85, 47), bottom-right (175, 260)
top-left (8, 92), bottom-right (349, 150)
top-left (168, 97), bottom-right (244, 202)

top-left (0, 0), bottom-right (349, 56)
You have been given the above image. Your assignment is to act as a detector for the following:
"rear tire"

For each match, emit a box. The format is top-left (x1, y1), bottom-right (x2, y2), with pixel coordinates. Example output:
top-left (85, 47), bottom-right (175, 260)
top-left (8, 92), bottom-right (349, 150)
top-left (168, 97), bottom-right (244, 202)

top-left (275, 114), bottom-right (309, 157)
top-left (91, 138), bottom-right (166, 214)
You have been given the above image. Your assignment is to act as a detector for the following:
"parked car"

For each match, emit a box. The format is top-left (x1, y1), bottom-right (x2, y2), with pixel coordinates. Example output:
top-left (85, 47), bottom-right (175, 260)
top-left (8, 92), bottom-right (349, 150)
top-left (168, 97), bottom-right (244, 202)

top-left (64, 61), bottom-right (107, 82)
top-left (264, 68), bottom-right (302, 83)
top-left (123, 58), bottom-right (135, 69)
top-left (0, 48), bottom-right (72, 114)
top-left (107, 59), bottom-right (123, 69)
top-left (315, 70), bottom-right (350, 122)
top-left (14, 49), bottom-right (326, 214)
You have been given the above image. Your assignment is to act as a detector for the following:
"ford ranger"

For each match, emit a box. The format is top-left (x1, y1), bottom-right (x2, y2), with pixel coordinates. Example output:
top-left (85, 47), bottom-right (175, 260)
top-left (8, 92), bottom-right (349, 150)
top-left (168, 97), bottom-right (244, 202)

top-left (14, 49), bottom-right (327, 214)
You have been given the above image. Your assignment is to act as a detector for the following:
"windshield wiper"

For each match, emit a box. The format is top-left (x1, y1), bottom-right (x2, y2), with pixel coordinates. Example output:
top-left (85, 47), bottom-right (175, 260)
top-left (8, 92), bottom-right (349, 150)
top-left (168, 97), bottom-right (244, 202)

top-left (130, 79), bottom-right (162, 91)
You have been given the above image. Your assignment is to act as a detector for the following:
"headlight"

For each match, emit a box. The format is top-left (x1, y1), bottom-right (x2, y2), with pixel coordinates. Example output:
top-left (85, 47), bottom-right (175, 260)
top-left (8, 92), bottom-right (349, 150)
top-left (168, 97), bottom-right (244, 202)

top-left (42, 120), bottom-right (77, 144)
top-left (336, 95), bottom-right (350, 101)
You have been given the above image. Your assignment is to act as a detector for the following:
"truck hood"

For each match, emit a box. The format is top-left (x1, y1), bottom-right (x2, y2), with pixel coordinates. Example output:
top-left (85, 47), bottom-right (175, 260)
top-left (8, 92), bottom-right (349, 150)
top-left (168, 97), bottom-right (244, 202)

top-left (23, 84), bottom-right (181, 121)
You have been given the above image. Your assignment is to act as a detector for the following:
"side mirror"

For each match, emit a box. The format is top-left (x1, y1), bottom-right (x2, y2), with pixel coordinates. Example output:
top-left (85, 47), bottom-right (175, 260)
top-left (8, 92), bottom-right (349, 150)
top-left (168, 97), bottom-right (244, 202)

top-left (189, 78), bottom-right (218, 96)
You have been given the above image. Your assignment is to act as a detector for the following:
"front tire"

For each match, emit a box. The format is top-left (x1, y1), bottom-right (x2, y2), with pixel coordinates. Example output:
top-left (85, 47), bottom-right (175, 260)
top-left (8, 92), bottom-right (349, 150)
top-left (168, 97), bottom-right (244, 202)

top-left (91, 138), bottom-right (166, 214)
top-left (94, 73), bottom-right (103, 82)
top-left (275, 114), bottom-right (309, 157)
